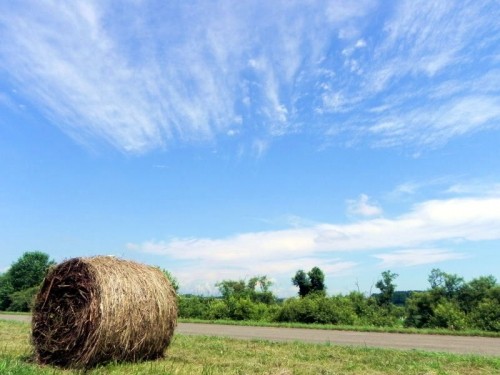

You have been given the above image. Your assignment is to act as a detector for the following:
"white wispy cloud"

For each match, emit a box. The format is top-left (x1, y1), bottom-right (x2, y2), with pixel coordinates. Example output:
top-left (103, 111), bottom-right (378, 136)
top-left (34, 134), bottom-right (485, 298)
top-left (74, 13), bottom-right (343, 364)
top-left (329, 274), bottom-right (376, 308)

top-left (326, 0), bottom-right (377, 27)
top-left (392, 182), bottom-right (419, 196)
top-left (0, 1), bottom-right (497, 153)
top-left (368, 1), bottom-right (499, 86)
top-left (128, 192), bottom-right (500, 293)
top-left (0, 2), bottom-right (167, 152)
top-left (446, 182), bottom-right (500, 196)
top-left (368, 96), bottom-right (500, 147)
top-left (373, 249), bottom-right (468, 267)
top-left (323, 0), bottom-right (500, 149)
top-left (347, 194), bottom-right (383, 217)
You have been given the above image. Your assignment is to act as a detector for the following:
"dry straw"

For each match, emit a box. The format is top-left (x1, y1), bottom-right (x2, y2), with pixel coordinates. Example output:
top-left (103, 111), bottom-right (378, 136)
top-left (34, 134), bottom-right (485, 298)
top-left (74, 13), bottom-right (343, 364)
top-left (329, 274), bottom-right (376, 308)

top-left (32, 256), bottom-right (178, 368)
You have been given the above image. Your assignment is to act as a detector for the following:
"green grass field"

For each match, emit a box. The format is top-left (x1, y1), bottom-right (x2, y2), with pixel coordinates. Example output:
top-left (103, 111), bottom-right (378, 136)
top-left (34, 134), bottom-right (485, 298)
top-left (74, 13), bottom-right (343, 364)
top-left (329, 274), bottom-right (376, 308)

top-left (1, 320), bottom-right (499, 374)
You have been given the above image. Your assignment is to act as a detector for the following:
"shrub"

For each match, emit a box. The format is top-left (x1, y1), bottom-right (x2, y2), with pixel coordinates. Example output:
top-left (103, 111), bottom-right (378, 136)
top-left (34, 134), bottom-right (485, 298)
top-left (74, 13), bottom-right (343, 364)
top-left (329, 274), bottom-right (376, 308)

top-left (429, 300), bottom-right (468, 330)
top-left (179, 295), bottom-right (275, 321)
top-left (208, 299), bottom-right (230, 320)
top-left (469, 298), bottom-right (500, 332)
top-left (404, 291), bottom-right (438, 328)
top-left (275, 295), bottom-right (357, 325)
top-left (7, 286), bottom-right (39, 312)
top-left (363, 305), bottom-right (404, 327)
top-left (276, 296), bottom-right (316, 323)
top-left (178, 295), bottom-right (212, 319)
top-left (226, 297), bottom-right (260, 321)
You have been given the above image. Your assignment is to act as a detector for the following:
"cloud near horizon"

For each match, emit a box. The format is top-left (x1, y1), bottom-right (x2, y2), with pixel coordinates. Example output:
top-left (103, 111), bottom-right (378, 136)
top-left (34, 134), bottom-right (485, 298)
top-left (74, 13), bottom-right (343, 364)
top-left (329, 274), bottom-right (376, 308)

top-left (127, 193), bottom-right (500, 294)
top-left (0, 1), bottom-right (499, 154)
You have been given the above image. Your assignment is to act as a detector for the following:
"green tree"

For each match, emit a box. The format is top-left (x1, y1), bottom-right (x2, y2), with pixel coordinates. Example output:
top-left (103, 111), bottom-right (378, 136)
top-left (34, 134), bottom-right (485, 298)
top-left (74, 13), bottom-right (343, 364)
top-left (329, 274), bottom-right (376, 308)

top-left (428, 268), bottom-right (445, 289)
top-left (0, 273), bottom-right (14, 310)
top-left (428, 268), bottom-right (464, 298)
top-left (161, 269), bottom-right (179, 293)
top-left (457, 275), bottom-right (496, 313)
top-left (247, 276), bottom-right (272, 293)
top-left (404, 290), bottom-right (439, 328)
top-left (213, 276), bottom-right (276, 321)
top-left (216, 276), bottom-right (276, 304)
top-left (0, 251), bottom-right (55, 311)
top-left (7, 286), bottom-right (39, 312)
top-left (216, 280), bottom-right (247, 299)
top-left (470, 296), bottom-right (500, 332)
top-left (247, 276), bottom-right (275, 304)
top-left (308, 267), bottom-right (326, 296)
top-left (375, 270), bottom-right (398, 306)
top-left (292, 267), bottom-right (326, 297)
top-left (292, 270), bottom-right (311, 297)
top-left (8, 251), bottom-right (55, 291)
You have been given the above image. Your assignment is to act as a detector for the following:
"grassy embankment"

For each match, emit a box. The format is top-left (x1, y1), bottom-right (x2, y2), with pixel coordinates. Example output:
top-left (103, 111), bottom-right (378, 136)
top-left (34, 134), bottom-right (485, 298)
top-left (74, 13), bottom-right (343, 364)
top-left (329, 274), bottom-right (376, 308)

top-left (1, 320), bottom-right (499, 375)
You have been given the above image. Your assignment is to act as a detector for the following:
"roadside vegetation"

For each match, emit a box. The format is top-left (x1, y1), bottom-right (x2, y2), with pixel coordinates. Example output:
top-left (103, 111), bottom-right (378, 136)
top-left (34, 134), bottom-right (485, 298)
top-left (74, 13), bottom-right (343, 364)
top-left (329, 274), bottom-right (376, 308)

top-left (178, 267), bottom-right (500, 334)
top-left (1, 320), bottom-right (499, 374)
top-left (1, 252), bottom-right (500, 335)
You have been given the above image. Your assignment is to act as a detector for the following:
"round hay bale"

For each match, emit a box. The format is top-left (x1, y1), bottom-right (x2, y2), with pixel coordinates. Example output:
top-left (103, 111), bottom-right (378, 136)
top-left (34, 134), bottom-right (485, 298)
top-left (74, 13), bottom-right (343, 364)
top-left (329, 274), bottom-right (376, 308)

top-left (31, 256), bottom-right (177, 368)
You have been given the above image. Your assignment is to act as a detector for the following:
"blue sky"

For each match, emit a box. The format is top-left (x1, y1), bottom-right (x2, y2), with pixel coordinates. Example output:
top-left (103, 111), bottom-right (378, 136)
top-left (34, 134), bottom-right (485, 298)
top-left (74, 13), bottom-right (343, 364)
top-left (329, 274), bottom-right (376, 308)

top-left (1, 1), bottom-right (499, 296)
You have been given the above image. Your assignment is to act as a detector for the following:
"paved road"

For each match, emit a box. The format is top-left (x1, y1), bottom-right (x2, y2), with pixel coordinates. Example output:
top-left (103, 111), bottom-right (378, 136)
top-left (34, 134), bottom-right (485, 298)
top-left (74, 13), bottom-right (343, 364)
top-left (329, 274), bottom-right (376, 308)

top-left (2, 315), bottom-right (499, 356)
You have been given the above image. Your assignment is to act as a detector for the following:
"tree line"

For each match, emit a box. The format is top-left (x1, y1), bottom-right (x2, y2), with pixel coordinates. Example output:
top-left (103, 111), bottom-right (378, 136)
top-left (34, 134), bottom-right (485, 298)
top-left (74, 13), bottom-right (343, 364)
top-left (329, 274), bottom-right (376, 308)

top-left (1, 252), bottom-right (499, 332)
top-left (178, 266), bottom-right (499, 332)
